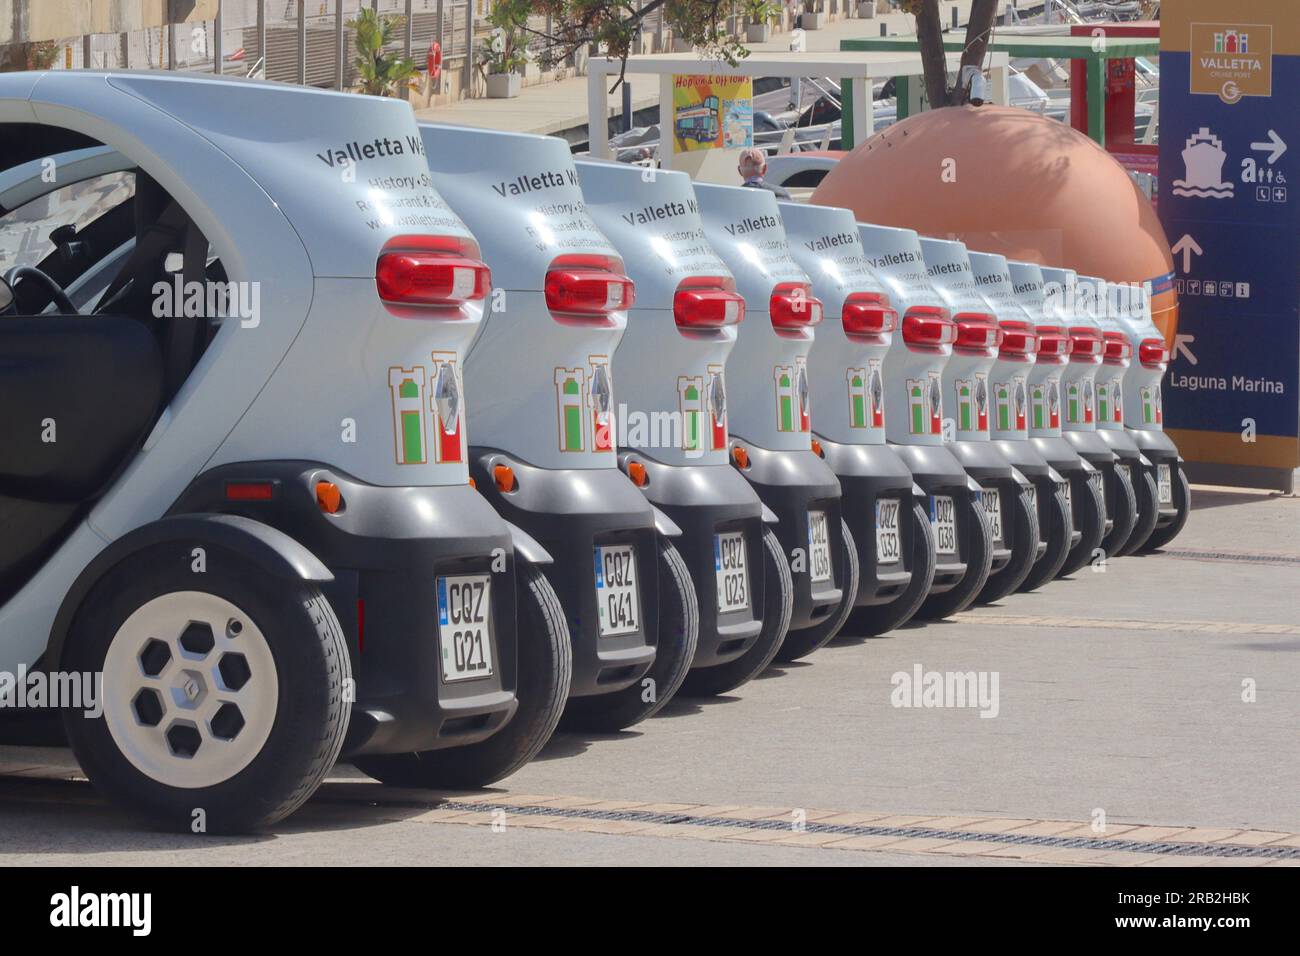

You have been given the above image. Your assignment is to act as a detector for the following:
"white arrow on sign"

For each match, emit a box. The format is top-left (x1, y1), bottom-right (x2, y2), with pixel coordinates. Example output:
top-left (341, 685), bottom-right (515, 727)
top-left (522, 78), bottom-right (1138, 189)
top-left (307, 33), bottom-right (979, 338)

top-left (1173, 333), bottom-right (1198, 366)
top-left (1171, 234), bottom-right (1203, 273)
top-left (1250, 129), bottom-right (1288, 164)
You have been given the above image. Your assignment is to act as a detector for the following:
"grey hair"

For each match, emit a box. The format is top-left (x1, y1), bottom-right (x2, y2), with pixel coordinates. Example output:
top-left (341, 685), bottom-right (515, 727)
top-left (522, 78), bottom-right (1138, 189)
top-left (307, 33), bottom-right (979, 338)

top-left (737, 147), bottom-right (767, 174)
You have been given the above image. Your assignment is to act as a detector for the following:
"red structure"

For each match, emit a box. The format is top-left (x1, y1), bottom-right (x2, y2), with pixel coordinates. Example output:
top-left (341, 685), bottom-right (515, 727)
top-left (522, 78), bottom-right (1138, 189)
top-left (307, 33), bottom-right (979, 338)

top-left (1069, 21), bottom-right (1160, 175)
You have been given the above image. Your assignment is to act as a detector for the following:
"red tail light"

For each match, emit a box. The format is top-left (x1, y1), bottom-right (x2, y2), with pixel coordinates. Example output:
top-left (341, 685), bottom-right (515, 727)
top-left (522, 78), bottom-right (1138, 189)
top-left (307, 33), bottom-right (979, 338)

top-left (224, 481), bottom-right (275, 501)
top-left (998, 320), bottom-right (1037, 356)
top-left (841, 290), bottom-right (897, 337)
top-left (674, 275), bottom-right (744, 328)
top-left (1068, 326), bottom-right (1103, 359)
top-left (901, 305), bottom-right (955, 348)
top-left (953, 312), bottom-right (1002, 351)
top-left (1036, 325), bottom-right (1071, 358)
top-left (1138, 337), bottom-right (1168, 367)
top-left (770, 281), bottom-right (823, 330)
top-left (376, 234), bottom-right (491, 307)
top-left (1103, 331), bottom-right (1132, 362)
top-left (545, 254), bottom-right (635, 320)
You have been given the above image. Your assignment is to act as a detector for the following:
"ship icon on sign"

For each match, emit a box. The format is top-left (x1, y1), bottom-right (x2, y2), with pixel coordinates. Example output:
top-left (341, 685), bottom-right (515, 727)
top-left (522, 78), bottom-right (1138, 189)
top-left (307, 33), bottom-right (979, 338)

top-left (1172, 128), bottom-right (1235, 199)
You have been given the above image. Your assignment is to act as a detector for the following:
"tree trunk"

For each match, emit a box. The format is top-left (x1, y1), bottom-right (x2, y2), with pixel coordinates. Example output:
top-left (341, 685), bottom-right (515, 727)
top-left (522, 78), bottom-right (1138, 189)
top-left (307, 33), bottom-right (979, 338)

top-left (913, 0), bottom-right (950, 108)
top-left (955, 0), bottom-right (999, 103)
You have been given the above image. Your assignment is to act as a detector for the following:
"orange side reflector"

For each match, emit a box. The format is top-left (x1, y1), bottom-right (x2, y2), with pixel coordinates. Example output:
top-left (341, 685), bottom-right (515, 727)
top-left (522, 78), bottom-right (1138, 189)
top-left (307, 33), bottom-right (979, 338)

top-left (627, 461), bottom-right (647, 487)
top-left (494, 465), bottom-right (516, 492)
top-left (811, 439), bottom-right (823, 457)
top-left (468, 476), bottom-right (476, 489)
top-left (315, 481), bottom-right (342, 514)
top-left (731, 446), bottom-right (750, 469)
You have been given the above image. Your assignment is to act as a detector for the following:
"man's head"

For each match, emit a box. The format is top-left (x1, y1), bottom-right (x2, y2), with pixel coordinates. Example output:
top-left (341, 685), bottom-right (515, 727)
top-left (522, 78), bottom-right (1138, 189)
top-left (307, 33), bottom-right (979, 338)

top-left (738, 147), bottom-right (767, 181)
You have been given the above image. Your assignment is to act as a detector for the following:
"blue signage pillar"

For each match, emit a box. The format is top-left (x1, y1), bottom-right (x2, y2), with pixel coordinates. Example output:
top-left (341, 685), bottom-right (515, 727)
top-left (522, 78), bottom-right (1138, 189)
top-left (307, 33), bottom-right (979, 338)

top-left (1159, 0), bottom-right (1300, 491)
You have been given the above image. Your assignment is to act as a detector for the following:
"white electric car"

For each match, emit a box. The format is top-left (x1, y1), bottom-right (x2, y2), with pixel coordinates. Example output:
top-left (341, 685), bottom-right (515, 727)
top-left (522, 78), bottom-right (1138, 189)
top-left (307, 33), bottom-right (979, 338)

top-left (0, 71), bottom-right (572, 830)
top-left (966, 250), bottom-right (1073, 591)
top-left (857, 224), bottom-right (993, 619)
top-left (780, 202), bottom-right (935, 635)
top-left (918, 238), bottom-right (1037, 603)
top-left (695, 183), bottom-right (857, 661)
top-left (417, 124), bottom-right (698, 733)
top-left (1112, 280), bottom-right (1189, 550)
top-left (1008, 261), bottom-right (1107, 578)
top-left (574, 160), bottom-right (793, 696)
top-left (1046, 266), bottom-right (1135, 569)
top-left (1082, 275), bottom-right (1155, 555)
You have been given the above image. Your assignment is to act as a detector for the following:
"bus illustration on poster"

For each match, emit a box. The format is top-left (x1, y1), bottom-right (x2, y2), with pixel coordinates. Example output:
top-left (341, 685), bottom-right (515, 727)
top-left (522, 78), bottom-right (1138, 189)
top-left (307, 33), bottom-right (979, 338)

top-left (673, 74), bottom-right (754, 153)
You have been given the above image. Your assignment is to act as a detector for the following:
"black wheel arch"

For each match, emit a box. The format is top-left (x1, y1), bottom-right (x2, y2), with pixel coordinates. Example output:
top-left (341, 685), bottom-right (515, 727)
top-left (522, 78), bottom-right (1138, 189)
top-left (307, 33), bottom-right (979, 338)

top-left (45, 513), bottom-right (331, 671)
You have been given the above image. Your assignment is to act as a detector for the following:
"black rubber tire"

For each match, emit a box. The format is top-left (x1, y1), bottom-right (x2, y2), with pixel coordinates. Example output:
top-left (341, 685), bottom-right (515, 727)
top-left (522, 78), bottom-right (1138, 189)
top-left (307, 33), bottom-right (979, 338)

top-left (844, 499), bottom-right (936, 636)
top-left (354, 561), bottom-right (571, 789)
top-left (978, 487), bottom-right (1040, 604)
top-left (1140, 465), bottom-right (1191, 553)
top-left (917, 494), bottom-right (994, 619)
top-left (679, 526), bottom-right (793, 696)
top-left (559, 537), bottom-right (698, 732)
top-left (1058, 471), bottom-right (1107, 577)
top-left (1117, 467), bottom-right (1160, 556)
top-left (1017, 485), bottom-right (1072, 592)
top-left (1101, 461), bottom-right (1138, 559)
top-left (61, 542), bottom-right (350, 834)
top-left (773, 518), bottom-right (859, 661)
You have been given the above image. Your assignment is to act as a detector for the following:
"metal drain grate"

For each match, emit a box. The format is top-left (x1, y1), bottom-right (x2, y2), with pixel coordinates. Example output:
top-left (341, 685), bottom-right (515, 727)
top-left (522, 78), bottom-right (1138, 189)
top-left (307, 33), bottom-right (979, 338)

top-left (360, 797), bottom-right (1300, 860)
top-left (1161, 548), bottom-right (1300, 567)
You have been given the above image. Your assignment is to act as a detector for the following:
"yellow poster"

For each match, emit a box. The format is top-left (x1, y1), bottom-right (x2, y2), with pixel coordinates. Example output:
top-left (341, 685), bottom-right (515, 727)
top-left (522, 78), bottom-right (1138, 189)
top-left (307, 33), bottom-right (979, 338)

top-left (672, 75), bottom-right (753, 154)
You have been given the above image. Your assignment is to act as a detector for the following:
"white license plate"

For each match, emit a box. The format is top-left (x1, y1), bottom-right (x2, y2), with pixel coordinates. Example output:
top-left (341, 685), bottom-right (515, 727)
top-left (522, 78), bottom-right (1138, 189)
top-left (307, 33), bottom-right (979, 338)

top-left (1062, 480), bottom-right (1073, 515)
top-left (1118, 464), bottom-right (1131, 487)
top-left (875, 498), bottom-right (902, 565)
top-left (437, 574), bottom-right (494, 683)
top-left (931, 495), bottom-right (957, 556)
top-left (714, 531), bottom-right (750, 613)
top-left (808, 511), bottom-right (832, 583)
top-left (1158, 464), bottom-right (1173, 504)
top-left (1089, 470), bottom-right (1105, 507)
top-left (980, 488), bottom-right (1003, 543)
top-left (595, 544), bottom-right (640, 636)
top-left (1025, 486), bottom-right (1039, 542)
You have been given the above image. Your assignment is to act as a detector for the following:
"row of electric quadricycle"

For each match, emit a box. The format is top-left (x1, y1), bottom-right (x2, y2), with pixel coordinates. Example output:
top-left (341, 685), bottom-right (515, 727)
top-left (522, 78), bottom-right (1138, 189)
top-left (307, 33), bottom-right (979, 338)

top-left (0, 73), bottom-right (1188, 833)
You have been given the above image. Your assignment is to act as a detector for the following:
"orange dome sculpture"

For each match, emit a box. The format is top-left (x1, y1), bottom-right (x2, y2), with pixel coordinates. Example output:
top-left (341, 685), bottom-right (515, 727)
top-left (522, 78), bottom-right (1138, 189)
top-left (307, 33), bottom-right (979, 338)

top-left (811, 105), bottom-right (1178, 338)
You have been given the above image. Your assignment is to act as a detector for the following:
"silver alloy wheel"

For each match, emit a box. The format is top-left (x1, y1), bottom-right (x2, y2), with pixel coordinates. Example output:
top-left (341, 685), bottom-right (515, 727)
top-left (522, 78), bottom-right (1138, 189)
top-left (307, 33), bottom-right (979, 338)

top-left (101, 591), bottom-right (279, 789)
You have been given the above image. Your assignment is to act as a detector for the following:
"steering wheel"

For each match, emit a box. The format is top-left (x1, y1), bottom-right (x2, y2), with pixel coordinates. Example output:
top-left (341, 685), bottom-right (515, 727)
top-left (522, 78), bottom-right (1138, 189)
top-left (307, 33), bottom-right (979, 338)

top-left (3, 265), bottom-right (78, 316)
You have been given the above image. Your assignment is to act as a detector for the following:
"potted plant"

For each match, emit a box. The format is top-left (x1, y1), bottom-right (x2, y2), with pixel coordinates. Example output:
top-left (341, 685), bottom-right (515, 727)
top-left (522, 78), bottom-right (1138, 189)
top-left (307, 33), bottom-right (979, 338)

top-left (349, 8), bottom-right (418, 97)
top-left (744, 0), bottom-right (780, 42)
top-left (857, 0), bottom-right (876, 17)
top-left (477, 0), bottom-right (532, 99)
top-left (801, 0), bottom-right (824, 30)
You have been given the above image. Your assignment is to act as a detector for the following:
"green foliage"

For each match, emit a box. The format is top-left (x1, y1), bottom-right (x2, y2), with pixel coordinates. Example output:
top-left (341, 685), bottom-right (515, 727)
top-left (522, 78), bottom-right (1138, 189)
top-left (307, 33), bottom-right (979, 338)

top-left (742, 0), bottom-right (781, 24)
top-left (0, 41), bottom-right (60, 73)
top-left (479, 0), bottom-right (534, 75)
top-left (524, 0), bottom-right (749, 82)
top-left (349, 8), bottom-right (419, 97)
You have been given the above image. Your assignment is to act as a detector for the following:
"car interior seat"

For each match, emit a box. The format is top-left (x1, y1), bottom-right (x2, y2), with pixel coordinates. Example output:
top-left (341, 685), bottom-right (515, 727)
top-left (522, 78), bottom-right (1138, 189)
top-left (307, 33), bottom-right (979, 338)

top-left (0, 173), bottom-right (209, 602)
